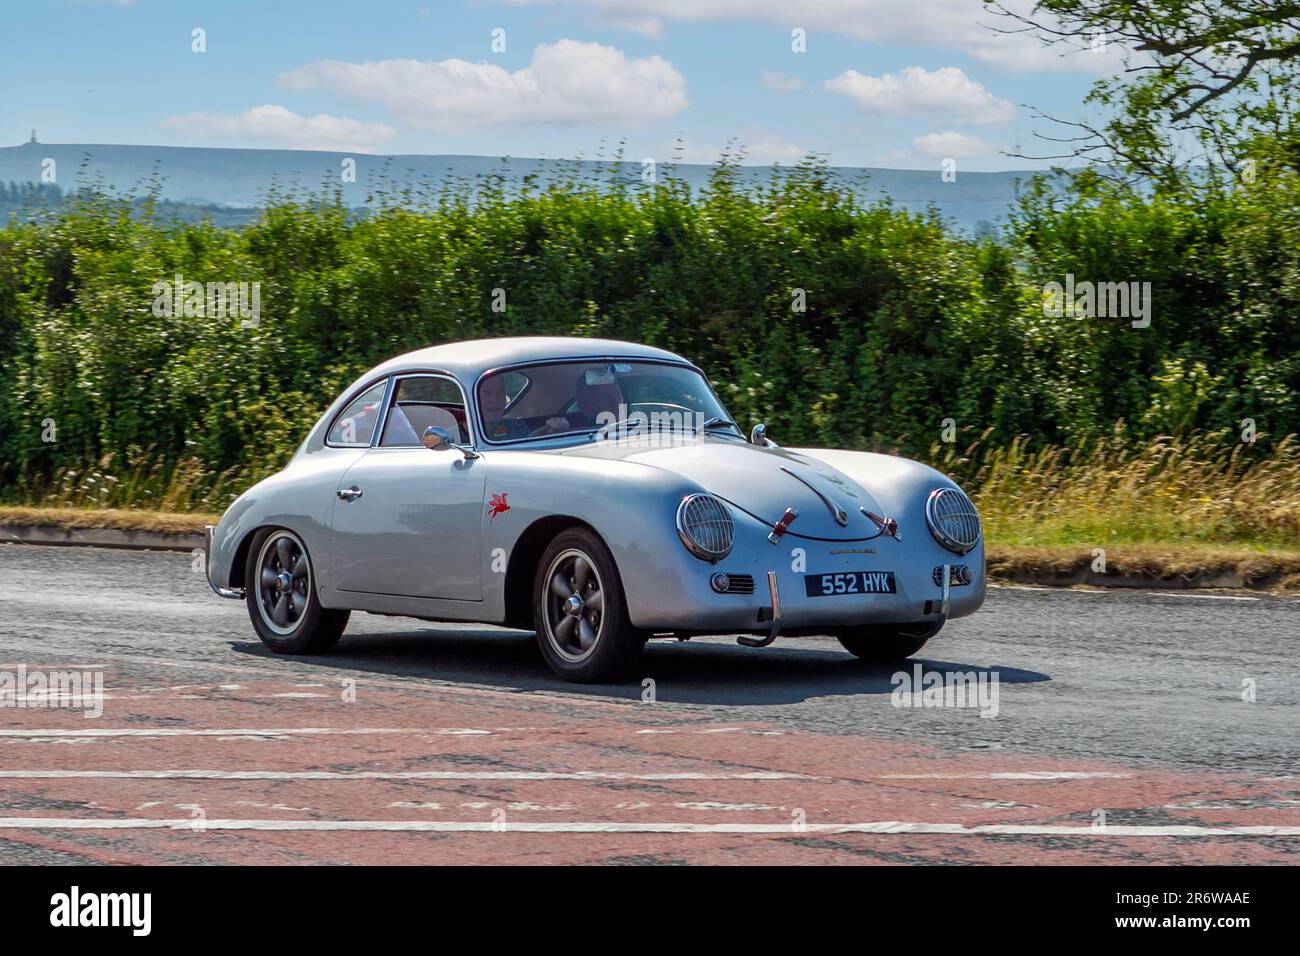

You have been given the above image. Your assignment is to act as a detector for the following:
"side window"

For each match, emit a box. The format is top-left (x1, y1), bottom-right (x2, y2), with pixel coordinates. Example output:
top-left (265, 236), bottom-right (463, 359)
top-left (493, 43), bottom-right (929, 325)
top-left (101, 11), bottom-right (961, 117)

top-left (327, 381), bottom-right (387, 447)
top-left (379, 375), bottom-right (469, 447)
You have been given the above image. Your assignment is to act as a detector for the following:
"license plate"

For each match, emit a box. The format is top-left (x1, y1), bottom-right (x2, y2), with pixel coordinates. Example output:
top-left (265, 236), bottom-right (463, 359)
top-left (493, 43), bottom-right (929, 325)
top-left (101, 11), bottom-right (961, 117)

top-left (804, 570), bottom-right (896, 597)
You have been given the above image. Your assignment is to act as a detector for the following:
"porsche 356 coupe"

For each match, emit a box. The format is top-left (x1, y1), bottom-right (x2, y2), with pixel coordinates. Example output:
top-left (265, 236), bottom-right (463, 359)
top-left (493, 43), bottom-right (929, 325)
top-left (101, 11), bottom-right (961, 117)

top-left (205, 337), bottom-right (984, 681)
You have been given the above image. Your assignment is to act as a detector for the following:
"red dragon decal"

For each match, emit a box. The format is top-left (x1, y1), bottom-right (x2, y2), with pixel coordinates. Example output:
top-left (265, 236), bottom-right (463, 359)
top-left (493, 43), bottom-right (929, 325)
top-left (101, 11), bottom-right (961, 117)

top-left (487, 492), bottom-right (511, 521)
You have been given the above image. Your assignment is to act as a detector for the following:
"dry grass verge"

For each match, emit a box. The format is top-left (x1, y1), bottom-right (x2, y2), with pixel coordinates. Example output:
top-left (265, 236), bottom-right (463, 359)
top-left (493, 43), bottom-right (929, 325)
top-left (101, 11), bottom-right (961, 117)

top-left (0, 506), bottom-right (214, 536)
top-left (4, 505), bottom-right (1298, 592)
top-left (987, 544), bottom-right (1300, 592)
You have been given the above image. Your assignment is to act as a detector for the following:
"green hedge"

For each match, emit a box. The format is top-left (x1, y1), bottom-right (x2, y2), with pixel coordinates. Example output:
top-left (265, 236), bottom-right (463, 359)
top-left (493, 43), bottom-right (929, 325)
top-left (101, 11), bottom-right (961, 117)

top-left (1, 163), bottom-right (1297, 496)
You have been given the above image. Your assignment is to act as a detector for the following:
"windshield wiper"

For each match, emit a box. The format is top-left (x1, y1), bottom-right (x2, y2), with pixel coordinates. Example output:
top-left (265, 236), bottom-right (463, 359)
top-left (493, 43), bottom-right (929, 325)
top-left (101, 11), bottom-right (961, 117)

top-left (699, 416), bottom-right (741, 435)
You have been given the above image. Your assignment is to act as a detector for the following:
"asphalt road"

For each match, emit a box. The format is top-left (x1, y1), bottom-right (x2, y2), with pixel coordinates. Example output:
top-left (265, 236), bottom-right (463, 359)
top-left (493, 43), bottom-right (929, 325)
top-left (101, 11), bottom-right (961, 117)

top-left (0, 543), bottom-right (1297, 865)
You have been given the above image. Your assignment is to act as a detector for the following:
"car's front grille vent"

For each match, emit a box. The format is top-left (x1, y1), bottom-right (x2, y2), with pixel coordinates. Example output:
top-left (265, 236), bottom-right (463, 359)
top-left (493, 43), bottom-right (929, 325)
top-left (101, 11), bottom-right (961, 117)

top-left (720, 573), bottom-right (754, 594)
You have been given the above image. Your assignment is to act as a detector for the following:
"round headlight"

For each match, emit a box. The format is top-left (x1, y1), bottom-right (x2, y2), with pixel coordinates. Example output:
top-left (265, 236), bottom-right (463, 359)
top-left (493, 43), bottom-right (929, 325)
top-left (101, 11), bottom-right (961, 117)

top-left (676, 494), bottom-right (734, 562)
top-left (925, 487), bottom-right (981, 554)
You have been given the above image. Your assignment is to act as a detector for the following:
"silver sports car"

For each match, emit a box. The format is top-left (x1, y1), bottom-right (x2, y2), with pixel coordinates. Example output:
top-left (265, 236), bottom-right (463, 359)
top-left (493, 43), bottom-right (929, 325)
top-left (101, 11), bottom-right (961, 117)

top-left (205, 337), bottom-right (985, 682)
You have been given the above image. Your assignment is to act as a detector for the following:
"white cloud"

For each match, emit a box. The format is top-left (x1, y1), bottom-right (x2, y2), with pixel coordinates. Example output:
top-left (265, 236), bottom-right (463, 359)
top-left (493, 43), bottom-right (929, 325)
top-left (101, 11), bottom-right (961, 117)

top-left (502, 0), bottom-right (1126, 73)
top-left (279, 40), bottom-right (688, 132)
top-left (911, 130), bottom-right (998, 158)
top-left (760, 71), bottom-right (803, 93)
top-left (159, 105), bottom-right (397, 152)
top-left (606, 15), bottom-right (664, 37)
top-left (825, 66), bottom-right (1015, 126)
top-left (672, 125), bottom-right (808, 165)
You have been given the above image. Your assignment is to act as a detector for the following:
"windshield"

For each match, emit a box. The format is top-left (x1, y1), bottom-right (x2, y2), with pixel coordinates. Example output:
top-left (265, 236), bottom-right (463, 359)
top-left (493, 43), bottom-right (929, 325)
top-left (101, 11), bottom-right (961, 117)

top-left (475, 360), bottom-right (735, 444)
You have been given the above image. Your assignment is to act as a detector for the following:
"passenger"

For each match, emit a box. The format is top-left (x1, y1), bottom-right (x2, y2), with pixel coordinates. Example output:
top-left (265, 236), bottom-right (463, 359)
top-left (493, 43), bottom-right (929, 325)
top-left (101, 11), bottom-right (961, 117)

top-left (528, 367), bottom-right (626, 437)
top-left (575, 369), bottom-right (625, 428)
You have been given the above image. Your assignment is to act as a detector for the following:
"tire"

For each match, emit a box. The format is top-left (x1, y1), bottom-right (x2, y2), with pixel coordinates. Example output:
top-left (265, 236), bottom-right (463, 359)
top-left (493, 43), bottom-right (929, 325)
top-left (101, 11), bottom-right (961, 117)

top-left (533, 527), bottom-right (644, 682)
top-left (835, 624), bottom-right (934, 662)
top-left (245, 527), bottom-right (349, 654)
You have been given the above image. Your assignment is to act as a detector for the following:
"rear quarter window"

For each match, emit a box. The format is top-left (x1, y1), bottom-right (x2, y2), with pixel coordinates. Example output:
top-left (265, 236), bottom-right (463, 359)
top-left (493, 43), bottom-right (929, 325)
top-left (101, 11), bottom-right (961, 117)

top-left (327, 381), bottom-right (387, 446)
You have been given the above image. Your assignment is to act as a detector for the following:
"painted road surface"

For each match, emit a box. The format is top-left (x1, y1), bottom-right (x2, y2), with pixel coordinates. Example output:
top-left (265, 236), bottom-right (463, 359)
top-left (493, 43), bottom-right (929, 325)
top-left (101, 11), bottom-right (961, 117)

top-left (0, 544), bottom-right (1297, 864)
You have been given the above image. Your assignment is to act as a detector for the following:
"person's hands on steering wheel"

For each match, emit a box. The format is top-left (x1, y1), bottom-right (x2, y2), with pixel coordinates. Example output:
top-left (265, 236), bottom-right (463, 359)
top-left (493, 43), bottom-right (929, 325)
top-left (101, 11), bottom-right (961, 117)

top-left (528, 416), bottom-right (571, 437)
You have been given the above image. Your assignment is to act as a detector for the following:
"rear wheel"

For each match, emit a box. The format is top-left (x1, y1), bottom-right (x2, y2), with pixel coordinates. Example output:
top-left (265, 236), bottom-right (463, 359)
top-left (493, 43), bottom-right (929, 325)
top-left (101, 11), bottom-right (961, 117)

top-left (533, 528), bottom-right (643, 683)
top-left (835, 625), bottom-right (934, 661)
top-left (245, 528), bottom-right (349, 654)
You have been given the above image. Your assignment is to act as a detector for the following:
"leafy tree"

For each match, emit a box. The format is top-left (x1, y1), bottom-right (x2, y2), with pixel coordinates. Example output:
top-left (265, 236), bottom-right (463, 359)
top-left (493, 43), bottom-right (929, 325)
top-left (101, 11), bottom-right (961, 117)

top-left (989, 0), bottom-right (1300, 183)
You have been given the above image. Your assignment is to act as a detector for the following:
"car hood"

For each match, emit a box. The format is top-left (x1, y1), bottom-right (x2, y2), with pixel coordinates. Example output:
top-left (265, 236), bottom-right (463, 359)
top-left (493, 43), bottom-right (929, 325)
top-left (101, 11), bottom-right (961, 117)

top-left (560, 436), bottom-right (889, 540)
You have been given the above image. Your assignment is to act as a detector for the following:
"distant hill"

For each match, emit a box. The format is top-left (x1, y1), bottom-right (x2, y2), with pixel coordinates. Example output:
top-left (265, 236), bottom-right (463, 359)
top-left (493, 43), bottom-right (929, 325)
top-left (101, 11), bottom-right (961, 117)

top-left (0, 140), bottom-right (1042, 233)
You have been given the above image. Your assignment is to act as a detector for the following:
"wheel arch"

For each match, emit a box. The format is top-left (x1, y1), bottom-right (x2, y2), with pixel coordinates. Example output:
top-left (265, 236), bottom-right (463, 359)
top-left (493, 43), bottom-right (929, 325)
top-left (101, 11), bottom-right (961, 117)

top-left (227, 523), bottom-right (304, 592)
top-left (502, 515), bottom-right (610, 629)
top-left (222, 526), bottom-right (261, 591)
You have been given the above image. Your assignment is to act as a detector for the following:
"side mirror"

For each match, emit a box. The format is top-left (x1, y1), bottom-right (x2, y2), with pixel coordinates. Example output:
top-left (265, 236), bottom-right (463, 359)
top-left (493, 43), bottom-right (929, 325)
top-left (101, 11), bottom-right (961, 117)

top-left (423, 426), bottom-right (480, 460)
top-left (750, 422), bottom-right (777, 447)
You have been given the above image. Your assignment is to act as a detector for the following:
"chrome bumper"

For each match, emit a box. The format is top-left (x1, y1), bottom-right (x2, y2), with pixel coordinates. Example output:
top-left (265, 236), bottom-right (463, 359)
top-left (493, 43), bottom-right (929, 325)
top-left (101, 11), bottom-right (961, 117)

top-left (205, 525), bottom-right (245, 600)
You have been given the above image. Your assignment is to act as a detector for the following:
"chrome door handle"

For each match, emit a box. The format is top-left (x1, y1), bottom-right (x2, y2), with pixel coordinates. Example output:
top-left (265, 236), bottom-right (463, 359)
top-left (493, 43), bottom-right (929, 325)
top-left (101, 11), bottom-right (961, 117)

top-left (336, 486), bottom-right (363, 502)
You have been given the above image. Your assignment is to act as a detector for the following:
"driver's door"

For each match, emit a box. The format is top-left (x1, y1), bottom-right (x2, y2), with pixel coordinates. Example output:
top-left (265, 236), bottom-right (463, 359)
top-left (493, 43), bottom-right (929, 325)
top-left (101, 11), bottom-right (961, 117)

top-left (328, 374), bottom-right (486, 602)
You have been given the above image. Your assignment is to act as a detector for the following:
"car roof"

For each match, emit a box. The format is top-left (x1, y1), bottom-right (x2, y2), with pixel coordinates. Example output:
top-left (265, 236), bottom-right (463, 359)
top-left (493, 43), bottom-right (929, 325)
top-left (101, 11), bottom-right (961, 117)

top-left (369, 336), bottom-right (694, 383)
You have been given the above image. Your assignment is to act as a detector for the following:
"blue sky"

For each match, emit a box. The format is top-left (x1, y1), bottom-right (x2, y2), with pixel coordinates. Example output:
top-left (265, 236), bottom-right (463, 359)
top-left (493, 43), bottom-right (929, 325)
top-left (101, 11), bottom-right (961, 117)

top-left (1, 0), bottom-right (1123, 170)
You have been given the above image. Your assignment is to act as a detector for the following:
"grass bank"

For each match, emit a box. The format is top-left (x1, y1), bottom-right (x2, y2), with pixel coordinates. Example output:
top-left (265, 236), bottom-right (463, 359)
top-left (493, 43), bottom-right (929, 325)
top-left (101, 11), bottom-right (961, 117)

top-left (4, 511), bottom-right (1297, 594)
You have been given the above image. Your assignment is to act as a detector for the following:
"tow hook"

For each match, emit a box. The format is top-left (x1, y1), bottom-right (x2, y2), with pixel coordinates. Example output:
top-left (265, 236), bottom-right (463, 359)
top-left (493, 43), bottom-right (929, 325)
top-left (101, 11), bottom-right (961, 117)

top-left (739, 571), bottom-right (781, 647)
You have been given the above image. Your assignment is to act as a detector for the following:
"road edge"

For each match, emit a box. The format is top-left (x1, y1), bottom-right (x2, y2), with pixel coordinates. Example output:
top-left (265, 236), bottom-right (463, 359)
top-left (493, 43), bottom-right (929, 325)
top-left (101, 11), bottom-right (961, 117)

top-left (0, 523), bottom-right (205, 553)
top-left (2, 518), bottom-right (1296, 594)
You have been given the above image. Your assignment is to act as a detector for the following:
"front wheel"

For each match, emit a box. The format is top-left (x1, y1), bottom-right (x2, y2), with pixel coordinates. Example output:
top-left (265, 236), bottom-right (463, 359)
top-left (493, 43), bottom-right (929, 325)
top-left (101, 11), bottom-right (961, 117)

top-left (245, 528), bottom-right (349, 654)
top-left (533, 528), bottom-right (644, 683)
top-left (835, 624), bottom-right (934, 661)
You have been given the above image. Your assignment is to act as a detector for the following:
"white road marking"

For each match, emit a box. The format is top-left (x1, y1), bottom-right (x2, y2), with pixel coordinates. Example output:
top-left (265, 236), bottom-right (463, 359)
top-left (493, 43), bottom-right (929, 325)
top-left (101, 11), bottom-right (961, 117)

top-left (0, 633), bottom-right (626, 709)
top-left (882, 771), bottom-right (1132, 780)
top-left (988, 583), bottom-right (1261, 601)
top-left (0, 727), bottom-right (491, 738)
top-left (988, 584), bottom-right (1101, 594)
top-left (0, 725), bottom-right (781, 740)
top-left (0, 766), bottom-right (1148, 783)
top-left (1, 818), bottom-right (1298, 837)
top-left (0, 769), bottom-right (810, 781)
